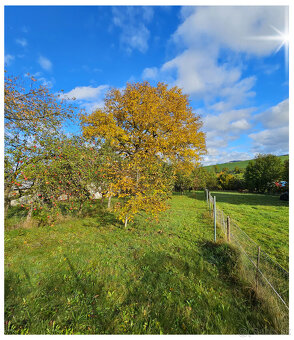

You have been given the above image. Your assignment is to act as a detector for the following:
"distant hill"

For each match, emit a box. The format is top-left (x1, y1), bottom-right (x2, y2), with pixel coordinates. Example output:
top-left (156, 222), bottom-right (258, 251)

top-left (203, 155), bottom-right (289, 172)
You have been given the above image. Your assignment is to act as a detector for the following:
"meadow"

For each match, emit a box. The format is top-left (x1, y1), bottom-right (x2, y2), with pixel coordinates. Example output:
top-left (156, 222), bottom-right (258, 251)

top-left (206, 191), bottom-right (289, 269)
top-left (4, 192), bottom-right (288, 334)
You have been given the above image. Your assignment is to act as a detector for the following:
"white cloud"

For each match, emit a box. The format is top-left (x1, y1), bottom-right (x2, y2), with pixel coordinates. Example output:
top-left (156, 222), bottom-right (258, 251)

top-left (254, 99), bottom-right (288, 129)
top-left (161, 49), bottom-right (255, 105)
top-left (175, 6), bottom-right (288, 56)
top-left (203, 108), bottom-right (254, 134)
top-left (60, 84), bottom-right (110, 113)
top-left (158, 6), bottom-right (286, 104)
top-left (230, 119), bottom-right (251, 131)
top-left (38, 55), bottom-right (52, 71)
top-left (112, 6), bottom-right (154, 53)
top-left (15, 38), bottom-right (27, 47)
top-left (142, 67), bottom-right (158, 79)
top-left (248, 99), bottom-right (289, 155)
top-left (61, 85), bottom-right (109, 101)
top-left (5, 54), bottom-right (15, 65)
top-left (249, 126), bottom-right (289, 155)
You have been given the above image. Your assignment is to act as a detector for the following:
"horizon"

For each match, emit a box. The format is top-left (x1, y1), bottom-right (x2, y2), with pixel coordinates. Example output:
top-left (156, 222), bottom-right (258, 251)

top-left (202, 153), bottom-right (288, 167)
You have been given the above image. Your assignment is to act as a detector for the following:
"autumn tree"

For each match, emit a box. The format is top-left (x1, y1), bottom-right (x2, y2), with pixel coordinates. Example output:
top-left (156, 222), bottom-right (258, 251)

top-left (81, 81), bottom-right (206, 226)
top-left (4, 72), bottom-right (76, 215)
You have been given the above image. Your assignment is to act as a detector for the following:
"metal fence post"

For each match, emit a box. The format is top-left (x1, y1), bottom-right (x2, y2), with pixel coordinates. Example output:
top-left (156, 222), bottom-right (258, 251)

top-left (226, 216), bottom-right (230, 242)
top-left (214, 196), bottom-right (216, 242)
top-left (256, 246), bottom-right (261, 291)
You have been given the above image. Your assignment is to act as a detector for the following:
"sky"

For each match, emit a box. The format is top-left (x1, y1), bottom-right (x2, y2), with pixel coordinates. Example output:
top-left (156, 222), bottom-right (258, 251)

top-left (4, 5), bottom-right (290, 165)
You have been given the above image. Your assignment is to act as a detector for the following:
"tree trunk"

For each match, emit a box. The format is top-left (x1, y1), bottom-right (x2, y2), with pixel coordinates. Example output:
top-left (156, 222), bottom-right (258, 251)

top-left (77, 201), bottom-right (83, 216)
top-left (4, 186), bottom-right (12, 218)
top-left (26, 206), bottom-right (33, 222)
top-left (124, 215), bottom-right (128, 228)
top-left (4, 199), bottom-right (11, 218)
top-left (136, 169), bottom-right (140, 184)
top-left (108, 195), bottom-right (112, 209)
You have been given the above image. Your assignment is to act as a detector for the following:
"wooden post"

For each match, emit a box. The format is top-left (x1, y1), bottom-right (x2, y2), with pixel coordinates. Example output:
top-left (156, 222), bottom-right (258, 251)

top-left (213, 196), bottom-right (216, 242)
top-left (206, 189), bottom-right (208, 204)
top-left (208, 191), bottom-right (211, 214)
top-left (226, 216), bottom-right (230, 242)
top-left (256, 246), bottom-right (261, 291)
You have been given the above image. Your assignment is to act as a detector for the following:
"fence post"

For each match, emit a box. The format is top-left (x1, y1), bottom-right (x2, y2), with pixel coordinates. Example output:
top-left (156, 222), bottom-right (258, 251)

top-left (213, 196), bottom-right (216, 242)
top-left (256, 246), bottom-right (261, 291)
top-left (208, 191), bottom-right (210, 214)
top-left (226, 216), bottom-right (230, 242)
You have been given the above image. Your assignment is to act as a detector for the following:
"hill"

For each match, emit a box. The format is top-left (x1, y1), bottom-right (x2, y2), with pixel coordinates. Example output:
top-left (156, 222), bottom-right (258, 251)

top-left (203, 155), bottom-right (288, 172)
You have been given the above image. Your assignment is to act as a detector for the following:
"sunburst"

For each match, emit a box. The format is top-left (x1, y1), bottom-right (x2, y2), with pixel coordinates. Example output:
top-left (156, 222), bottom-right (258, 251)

top-left (247, 10), bottom-right (289, 72)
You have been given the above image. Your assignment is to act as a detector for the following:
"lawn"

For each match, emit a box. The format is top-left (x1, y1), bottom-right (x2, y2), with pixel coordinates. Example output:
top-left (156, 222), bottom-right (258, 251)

top-left (203, 191), bottom-right (289, 270)
top-left (4, 192), bottom-right (287, 334)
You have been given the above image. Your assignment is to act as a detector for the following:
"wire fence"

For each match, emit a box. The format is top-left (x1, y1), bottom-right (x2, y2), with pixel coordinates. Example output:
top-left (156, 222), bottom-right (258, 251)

top-left (205, 189), bottom-right (289, 315)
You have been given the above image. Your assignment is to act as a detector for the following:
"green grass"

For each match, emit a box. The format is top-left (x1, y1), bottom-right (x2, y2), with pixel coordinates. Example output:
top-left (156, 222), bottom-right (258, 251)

top-left (204, 191), bottom-right (289, 269)
top-left (203, 155), bottom-right (289, 172)
top-left (5, 193), bottom-right (287, 334)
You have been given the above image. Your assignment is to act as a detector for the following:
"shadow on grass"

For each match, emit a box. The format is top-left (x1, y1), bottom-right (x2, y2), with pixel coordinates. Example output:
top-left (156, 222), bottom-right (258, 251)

top-left (121, 250), bottom-right (204, 334)
top-left (5, 205), bottom-right (28, 220)
top-left (80, 203), bottom-right (122, 229)
top-left (5, 247), bottom-right (283, 334)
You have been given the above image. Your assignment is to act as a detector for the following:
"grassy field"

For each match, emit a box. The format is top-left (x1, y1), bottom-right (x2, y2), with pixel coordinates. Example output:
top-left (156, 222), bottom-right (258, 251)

top-left (204, 155), bottom-right (289, 172)
top-left (4, 192), bottom-right (286, 335)
top-left (204, 191), bottom-right (289, 269)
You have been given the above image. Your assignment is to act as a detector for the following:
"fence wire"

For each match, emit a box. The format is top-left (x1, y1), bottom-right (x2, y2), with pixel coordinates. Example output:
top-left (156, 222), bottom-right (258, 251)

top-left (205, 189), bottom-right (289, 311)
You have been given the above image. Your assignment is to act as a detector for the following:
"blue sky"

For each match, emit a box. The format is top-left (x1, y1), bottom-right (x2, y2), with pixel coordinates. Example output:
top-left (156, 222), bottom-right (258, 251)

top-left (4, 5), bottom-right (289, 165)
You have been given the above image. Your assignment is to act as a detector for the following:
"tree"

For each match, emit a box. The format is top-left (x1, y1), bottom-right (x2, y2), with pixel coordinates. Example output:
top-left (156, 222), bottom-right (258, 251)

top-left (174, 168), bottom-right (194, 193)
top-left (81, 81), bottom-right (206, 226)
top-left (222, 167), bottom-right (229, 173)
top-left (217, 171), bottom-right (235, 190)
top-left (282, 159), bottom-right (289, 190)
top-left (233, 166), bottom-right (241, 174)
top-left (213, 165), bottom-right (220, 173)
top-left (4, 71), bottom-right (76, 216)
top-left (244, 154), bottom-right (283, 193)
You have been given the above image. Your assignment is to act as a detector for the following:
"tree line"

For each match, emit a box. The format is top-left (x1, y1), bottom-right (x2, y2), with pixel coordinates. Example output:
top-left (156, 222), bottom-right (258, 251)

top-left (174, 155), bottom-right (289, 194)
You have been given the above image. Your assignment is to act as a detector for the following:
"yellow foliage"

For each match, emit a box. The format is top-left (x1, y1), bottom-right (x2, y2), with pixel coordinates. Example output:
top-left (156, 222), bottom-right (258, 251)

top-left (81, 81), bottom-right (206, 226)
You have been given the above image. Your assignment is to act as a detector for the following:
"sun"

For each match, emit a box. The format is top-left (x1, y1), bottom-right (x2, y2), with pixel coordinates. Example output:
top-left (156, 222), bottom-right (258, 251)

top-left (247, 9), bottom-right (289, 72)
